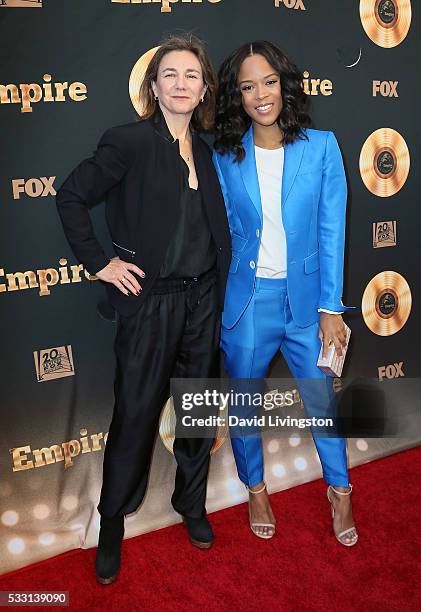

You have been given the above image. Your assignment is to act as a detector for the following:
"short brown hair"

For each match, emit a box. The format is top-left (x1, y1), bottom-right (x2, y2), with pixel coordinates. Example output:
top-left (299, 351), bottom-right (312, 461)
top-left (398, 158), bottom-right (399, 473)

top-left (139, 34), bottom-right (217, 131)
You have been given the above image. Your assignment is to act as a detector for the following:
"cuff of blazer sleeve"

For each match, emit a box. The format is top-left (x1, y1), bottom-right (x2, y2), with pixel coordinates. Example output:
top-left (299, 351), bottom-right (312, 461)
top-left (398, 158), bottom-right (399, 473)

top-left (318, 308), bottom-right (344, 314)
top-left (86, 254), bottom-right (110, 277)
top-left (318, 300), bottom-right (357, 312)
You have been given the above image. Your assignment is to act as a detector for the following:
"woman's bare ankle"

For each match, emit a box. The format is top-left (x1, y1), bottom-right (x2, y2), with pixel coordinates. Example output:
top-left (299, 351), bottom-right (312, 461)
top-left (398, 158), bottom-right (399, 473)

top-left (248, 481), bottom-right (265, 493)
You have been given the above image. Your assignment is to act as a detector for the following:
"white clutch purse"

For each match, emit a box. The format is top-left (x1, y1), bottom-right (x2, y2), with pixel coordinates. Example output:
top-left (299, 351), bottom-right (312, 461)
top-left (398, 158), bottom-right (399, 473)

top-left (317, 322), bottom-right (351, 377)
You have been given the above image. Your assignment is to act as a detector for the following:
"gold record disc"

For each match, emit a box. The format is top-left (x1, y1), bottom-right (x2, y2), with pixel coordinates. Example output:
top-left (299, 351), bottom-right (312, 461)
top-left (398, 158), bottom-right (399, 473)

top-left (359, 128), bottom-right (410, 197)
top-left (159, 397), bottom-right (228, 455)
top-left (362, 271), bottom-right (412, 336)
top-left (360, 0), bottom-right (412, 48)
top-left (129, 46), bottom-right (160, 117)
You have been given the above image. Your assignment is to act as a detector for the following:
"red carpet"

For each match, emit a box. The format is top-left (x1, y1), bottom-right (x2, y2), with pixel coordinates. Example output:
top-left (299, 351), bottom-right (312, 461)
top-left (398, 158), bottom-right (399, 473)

top-left (1, 446), bottom-right (420, 612)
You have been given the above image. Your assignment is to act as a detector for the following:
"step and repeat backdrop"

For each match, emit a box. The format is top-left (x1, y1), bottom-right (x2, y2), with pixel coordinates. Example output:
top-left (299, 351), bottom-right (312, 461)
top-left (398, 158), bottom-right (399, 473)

top-left (1, 0), bottom-right (420, 574)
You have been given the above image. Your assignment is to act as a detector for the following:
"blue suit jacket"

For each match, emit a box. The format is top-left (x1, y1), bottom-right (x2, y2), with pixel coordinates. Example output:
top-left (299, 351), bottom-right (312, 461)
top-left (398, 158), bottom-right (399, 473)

top-left (212, 125), bottom-right (356, 329)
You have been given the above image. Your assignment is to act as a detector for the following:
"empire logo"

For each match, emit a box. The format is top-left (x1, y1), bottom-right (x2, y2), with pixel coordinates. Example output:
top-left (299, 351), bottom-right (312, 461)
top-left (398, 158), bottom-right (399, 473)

top-left (0, 258), bottom-right (97, 297)
top-left (372, 221), bottom-right (397, 248)
top-left (373, 80), bottom-right (399, 97)
top-left (302, 70), bottom-right (333, 96)
top-left (0, 74), bottom-right (87, 113)
top-left (34, 345), bottom-right (75, 383)
top-left (112, 0), bottom-right (222, 14)
top-left (10, 427), bottom-right (108, 472)
top-left (12, 177), bottom-right (56, 200)
top-left (0, 1), bottom-right (42, 7)
top-left (275, 0), bottom-right (306, 10)
top-left (378, 362), bottom-right (404, 381)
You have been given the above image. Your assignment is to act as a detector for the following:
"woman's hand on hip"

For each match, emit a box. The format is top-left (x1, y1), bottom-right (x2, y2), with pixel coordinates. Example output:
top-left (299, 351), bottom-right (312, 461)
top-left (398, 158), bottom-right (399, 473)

top-left (318, 312), bottom-right (347, 358)
top-left (96, 257), bottom-right (146, 296)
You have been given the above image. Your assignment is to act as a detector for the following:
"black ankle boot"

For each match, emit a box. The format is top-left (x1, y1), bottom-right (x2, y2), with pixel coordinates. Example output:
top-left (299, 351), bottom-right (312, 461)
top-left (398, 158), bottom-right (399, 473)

top-left (95, 515), bottom-right (125, 585)
top-left (182, 515), bottom-right (214, 549)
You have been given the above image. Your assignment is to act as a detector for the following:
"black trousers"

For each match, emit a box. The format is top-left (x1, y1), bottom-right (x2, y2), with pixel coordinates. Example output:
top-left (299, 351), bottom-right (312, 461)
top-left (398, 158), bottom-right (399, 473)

top-left (97, 269), bottom-right (220, 519)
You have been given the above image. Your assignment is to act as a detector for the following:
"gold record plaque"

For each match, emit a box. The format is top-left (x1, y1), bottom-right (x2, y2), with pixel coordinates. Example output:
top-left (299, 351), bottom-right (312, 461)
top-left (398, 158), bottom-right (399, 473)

top-left (129, 46), bottom-right (160, 117)
top-left (359, 128), bottom-right (410, 197)
top-left (159, 397), bottom-right (228, 455)
top-left (360, 0), bottom-right (412, 48)
top-left (362, 271), bottom-right (412, 336)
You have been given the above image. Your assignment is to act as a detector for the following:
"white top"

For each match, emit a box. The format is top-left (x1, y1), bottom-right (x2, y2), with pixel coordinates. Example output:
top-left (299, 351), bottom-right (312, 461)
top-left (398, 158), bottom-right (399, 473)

top-left (255, 145), bottom-right (286, 278)
top-left (254, 144), bottom-right (343, 314)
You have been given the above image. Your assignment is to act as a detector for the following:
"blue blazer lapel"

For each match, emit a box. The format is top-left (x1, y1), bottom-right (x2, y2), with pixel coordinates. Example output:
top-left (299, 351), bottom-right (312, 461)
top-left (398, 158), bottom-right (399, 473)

top-left (240, 126), bottom-right (262, 221)
top-left (282, 136), bottom-right (306, 209)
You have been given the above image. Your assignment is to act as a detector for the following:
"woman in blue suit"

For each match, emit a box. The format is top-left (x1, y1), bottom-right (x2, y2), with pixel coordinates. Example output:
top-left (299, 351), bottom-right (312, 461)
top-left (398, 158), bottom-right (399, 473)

top-left (213, 41), bottom-right (358, 546)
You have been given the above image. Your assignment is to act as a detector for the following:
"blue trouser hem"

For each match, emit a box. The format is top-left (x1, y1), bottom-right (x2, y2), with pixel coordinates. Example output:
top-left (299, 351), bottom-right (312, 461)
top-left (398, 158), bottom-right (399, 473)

top-left (237, 471), bottom-right (264, 488)
top-left (323, 471), bottom-right (350, 487)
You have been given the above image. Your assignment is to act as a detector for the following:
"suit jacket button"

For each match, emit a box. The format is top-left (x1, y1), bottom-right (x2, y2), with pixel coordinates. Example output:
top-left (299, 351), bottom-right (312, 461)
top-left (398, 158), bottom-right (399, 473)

top-left (249, 260), bottom-right (255, 269)
top-left (256, 229), bottom-right (260, 237)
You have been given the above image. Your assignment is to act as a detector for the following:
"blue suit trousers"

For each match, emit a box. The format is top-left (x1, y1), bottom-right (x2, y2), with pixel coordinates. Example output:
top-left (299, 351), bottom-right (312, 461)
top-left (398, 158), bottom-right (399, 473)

top-left (221, 277), bottom-right (350, 488)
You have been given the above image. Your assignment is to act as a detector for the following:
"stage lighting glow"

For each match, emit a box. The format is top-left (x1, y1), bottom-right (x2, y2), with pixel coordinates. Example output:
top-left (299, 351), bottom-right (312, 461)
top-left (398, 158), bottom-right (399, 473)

top-left (294, 457), bottom-right (308, 471)
top-left (8, 538), bottom-right (25, 554)
top-left (267, 439), bottom-right (280, 453)
top-left (1, 510), bottom-right (19, 526)
top-left (33, 504), bottom-right (50, 520)
top-left (289, 434), bottom-right (301, 447)
top-left (39, 532), bottom-right (55, 546)
top-left (69, 523), bottom-right (84, 531)
top-left (61, 495), bottom-right (78, 511)
top-left (272, 463), bottom-right (286, 478)
top-left (356, 439), bottom-right (369, 451)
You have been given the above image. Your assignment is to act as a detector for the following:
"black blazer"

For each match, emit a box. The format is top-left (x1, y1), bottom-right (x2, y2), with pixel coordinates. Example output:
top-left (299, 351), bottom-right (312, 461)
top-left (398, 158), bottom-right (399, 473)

top-left (56, 114), bottom-right (231, 317)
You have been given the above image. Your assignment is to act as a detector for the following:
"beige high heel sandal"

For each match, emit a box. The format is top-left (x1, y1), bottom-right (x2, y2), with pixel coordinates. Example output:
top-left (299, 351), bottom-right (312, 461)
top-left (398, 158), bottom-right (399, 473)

top-left (246, 482), bottom-right (276, 540)
top-left (327, 484), bottom-right (358, 547)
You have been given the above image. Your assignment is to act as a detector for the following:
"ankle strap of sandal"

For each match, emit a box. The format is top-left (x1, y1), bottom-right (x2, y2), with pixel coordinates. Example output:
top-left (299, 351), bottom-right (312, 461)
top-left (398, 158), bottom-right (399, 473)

top-left (329, 483), bottom-right (353, 496)
top-left (246, 483), bottom-right (267, 495)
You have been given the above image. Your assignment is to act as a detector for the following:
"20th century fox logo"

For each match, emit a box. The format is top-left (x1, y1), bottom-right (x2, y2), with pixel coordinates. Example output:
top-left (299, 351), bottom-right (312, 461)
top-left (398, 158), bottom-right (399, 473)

top-left (33, 345), bottom-right (75, 382)
top-left (372, 221), bottom-right (397, 248)
top-left (0, 1), bottom-right (42, 7)
top-left (112, 0), bottom-right (222, 14)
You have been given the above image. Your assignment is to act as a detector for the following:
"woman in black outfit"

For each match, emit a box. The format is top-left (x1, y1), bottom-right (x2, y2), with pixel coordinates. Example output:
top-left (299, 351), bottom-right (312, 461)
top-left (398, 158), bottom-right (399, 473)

top-left (56, 34), bottom-right (231, 584)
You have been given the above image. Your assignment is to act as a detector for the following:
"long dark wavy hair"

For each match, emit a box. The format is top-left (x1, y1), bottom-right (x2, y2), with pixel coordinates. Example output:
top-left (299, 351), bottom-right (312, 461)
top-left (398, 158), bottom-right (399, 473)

top-left (214, 41), bottom-right (311, 161)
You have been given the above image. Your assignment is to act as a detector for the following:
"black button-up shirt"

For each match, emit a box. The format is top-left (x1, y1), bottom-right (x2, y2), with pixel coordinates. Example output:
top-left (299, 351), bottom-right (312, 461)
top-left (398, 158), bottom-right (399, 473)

top-left (153, 110), bottom-right (217, 279)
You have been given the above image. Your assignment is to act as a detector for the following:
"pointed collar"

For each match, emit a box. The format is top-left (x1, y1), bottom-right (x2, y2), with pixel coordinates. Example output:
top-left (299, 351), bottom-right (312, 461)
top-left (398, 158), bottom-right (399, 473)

top-left (152, 107), bottom-right (195, 144)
